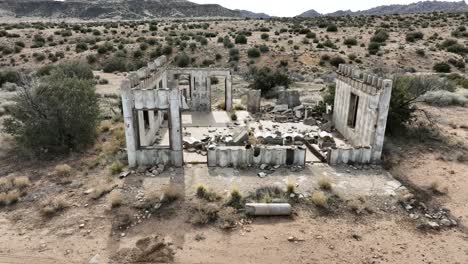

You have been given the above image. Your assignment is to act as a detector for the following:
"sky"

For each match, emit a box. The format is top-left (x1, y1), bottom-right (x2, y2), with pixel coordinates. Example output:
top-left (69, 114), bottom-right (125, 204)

top-left (190, 0), bottom-right (460, 17)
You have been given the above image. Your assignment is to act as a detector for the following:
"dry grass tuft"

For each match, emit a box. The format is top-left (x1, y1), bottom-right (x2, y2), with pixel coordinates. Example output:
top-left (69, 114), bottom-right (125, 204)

top-left (108, 190), bottom-right (124, 208)
top-left (40, 196), bottom-right (68, 217)
top-left (100, 120), bottom-right (112, 132)
top-left (0, 189), bottom-right (20, 206)
top-left (286, 181), bottom-right (296, 194)
top-left (218, 207), bottom-right (238, 229)
top-left (161, 185), bottom-right (182, 203)
top-left (91, 184), bottom-right (114, 200)
top-left (189, 202), bottom-right (219, 226)
top-left (311, 191), bottom-right (328, 208)
top-left (318, 176), bottom-right (332, 190)
top-left (108, 162), bottom-right (124, 175)
top-left (195, 184), bottom-right (218, 202)
top-left (225, 188), bottom-right (243, 209)
top-left (55, 164), bottom-right (72, 177)
top-left (12, 176), bottom-right (30, 189)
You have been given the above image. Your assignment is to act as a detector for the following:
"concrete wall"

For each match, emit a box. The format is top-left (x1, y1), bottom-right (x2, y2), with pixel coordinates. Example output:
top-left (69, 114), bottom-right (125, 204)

top-left (207, 145), bottom-right (306, 168)
top-left (167, 68), bottom-right (232, 112)
top-left (327, 147), bottom-right (372, 165)
top-left (331, 64), bottom-right (393, 164)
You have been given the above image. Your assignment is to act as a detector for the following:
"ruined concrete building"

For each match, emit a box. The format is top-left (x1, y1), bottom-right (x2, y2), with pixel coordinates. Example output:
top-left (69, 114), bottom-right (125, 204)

top-left (328, 64), bottom-right (393, 165)
top-left (121, 56), bottom-right (306, 168)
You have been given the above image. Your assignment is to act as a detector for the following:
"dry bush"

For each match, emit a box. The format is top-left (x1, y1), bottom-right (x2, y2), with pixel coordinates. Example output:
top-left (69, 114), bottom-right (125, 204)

top-left (189, 202), bottom-right (219, 226)
top-left (0, 189), bottom-right (20, 206)
top-left (225, 188), bottom-right (243, 209)
top-left (55, 164), bottom-right (72, 177)
top-left (195, 184), bottom-right (218, 202)
top-left (102, 124), bottom-right (125, 156)
top-left (40, 196), bottom-right (67, 217)
top-left (311, 191), bottom-right (328, 208)
top-left (318, 176), bottom-right (332, 190)
top-left (12, 176), bottom-right (30, 189)
top-left (347, 199), bottom-right (363, 213)
top-left (100, 120), bottom-right (112, 132)
top-left (108, 162), bottom-right (124, 175)
top-left (161, 185), bottom-right (182, 203)
top-left (0, 177), bottom-right (13, 192)
top-left (422, 90), bottom-right (468, 106)
top-left (217, 207), bottom-right (238, 229)
top-left (140, 190), bottom-right (162, 209)
top-left (286, 181), bottom-right (296, 194)
top-left (91, 184), bottom-right (114, 200)
top-left (233, 103), bottom-right (246, 110)
top-left (108, 190), bottom-right (124, 208)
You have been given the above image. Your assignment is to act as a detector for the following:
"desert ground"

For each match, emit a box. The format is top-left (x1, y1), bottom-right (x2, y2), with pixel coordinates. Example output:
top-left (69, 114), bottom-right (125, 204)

top-left (0, 13), bottom-right (468, 264)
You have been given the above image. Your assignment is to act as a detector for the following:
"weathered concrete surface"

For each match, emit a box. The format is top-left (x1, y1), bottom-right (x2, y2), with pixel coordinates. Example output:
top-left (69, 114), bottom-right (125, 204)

top-left (332, 64), bottom-right (392, 164)
top-left (141, 163), bottom-right (403, 199)
top-left (277, 90), bottom-right (301, 108)
top-left (247, 89), bottom-right (261, 113)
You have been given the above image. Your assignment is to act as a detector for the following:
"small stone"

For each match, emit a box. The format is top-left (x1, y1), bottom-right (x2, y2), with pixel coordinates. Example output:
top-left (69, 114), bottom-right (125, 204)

top-left (79, 224), bottom-right (85, 228)
top-left (257, 172), bottom-right (267, 178)
top-left (121, 233), bottom-right (126, 237)
top-left (440, 218), bottom-right (452, 226)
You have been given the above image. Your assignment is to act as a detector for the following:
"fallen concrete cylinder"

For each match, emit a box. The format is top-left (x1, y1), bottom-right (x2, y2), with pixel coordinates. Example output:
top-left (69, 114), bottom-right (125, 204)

top-left (245, 203), bottom-right (292, 216)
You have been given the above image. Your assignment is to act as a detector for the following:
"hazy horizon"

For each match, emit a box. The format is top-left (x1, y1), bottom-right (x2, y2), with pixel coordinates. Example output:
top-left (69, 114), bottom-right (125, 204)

top-left (191, 0), bottom-right (463, 17)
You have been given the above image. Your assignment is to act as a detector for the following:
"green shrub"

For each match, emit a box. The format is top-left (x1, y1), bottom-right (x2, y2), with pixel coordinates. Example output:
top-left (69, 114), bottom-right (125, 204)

top-left (368, 42), bottom-right (380, 55)
top-left (175, 53), bottom-right (190, 67)
top-left (326, 24), bottom-right (338, 32)
top-left (251, 67), bottom-right (291, 96)
top-left (260, 33), bottom-right (269, 40)
top-left (433, 62), bottom-right (451, 73)
top-left (370, 29), bottom-right (389, 43)
top-left (406, 31), bottom-right (424, 42)
top-left (330, 56), bottom-right (345, 67)
top-left (247, 47), bottom-right (261, 58)
top-left (3, 62), bottom-right (99, 155)
top-left (235, 34), bottom-right (247, 44)
top-left (343, 38), bottom-right (357, 46)
top-left (103, 56), bottom-right (127, 73)
top-left (75, 42), bottom-right (88, 53)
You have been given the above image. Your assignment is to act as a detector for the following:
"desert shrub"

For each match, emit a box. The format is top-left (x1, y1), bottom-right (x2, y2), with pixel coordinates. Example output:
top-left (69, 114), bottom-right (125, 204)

top-left (250, 67), bottom-right (291, 97)
top-left (387, 76), bottom-right (455, 133)
top-left (109, 162), bottom-right (124, 175)
top-left (406, 31), bottom-right (424, 42)
top-left (318, 176), bottom-right (332, 190)
top-left (90, 184), bottom-right (114, 200)
top-left (368, 42), bottom-right (380, 55)
top-left (75, 42), bottom-right (88, 53)
top-left (330, 56), bottom-right (345, 67)
top-left (416, 49), bottom-right (425, 57)
top-left (175, 53), bottom-right (190, 67)
top-left (326, 24), bottom-right (338, 32)
top-left (247, 47), bottom-right (261, 58)
top-left (103, 56), bottom-right (127, 73)
top-left (225, 188), bottom-right (243, 209)
top-left (433, 62), bottom-right (451, 73)
top-left (55, 164), bottom-right (72, 176)
top-left (422, 90), bottom-right (467, 106)
top-left (40, 196), bottom-right (67, 217)
top-left (217, 207), bottom-right (238, 229)
top-left (261, 33), bottom-right (269, 40)
top-left (0, 69), bottom-right (21, 87)
top-left (259, 44), bottom-right (269, 53)
top-left (3, 62), bottom-right (99, 155)
top-left (162, 45), bottom-right (173, 55)
top-left (189, 202), bottom-right (219, 226)
top-left (343, 38), bottom-right (357, 46)
top-left (306, 32), bottom-right (316, 39)
top-left (370, 29), bottom-right (389, 43)
top-left (108, 190), bottom-right (124, 208)
top-left (235, 34), bottom-right (247, 44)
top-left (311, 191), bottom-right (327, 207)
top-left (448, 58), bottom-right (465, 69)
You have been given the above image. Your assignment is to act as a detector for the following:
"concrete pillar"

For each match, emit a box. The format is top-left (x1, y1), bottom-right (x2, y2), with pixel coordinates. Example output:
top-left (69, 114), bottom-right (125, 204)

top-left (371, 79), bottom-right (393, 162)
top-left (121, 79), bottom-right (138, 167)
top-left (168, 89), bottom-right (184, 167)
top-left (225, 73), bottom-right (232, 111)
top-left (247, 89), bottom-right (261, 113)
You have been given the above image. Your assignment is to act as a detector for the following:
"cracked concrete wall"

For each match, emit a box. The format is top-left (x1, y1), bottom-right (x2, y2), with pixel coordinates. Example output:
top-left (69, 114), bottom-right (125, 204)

top-left (332, 64), bottom-right (393, 163)
top-left (207, 145), bottom-right (306, 168)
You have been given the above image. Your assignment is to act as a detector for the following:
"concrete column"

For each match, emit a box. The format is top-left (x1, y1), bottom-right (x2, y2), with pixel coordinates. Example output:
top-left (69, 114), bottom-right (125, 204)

top-left (168, 89), bottom-right (184, 167)
top-left (247, 89), bottom-right (261, 113)
top-left (225, 74), bottom-right (232, 111)
top-left (121, 79), bottom-right (138, 167)
top-left (371, 79), bottom-right (393, 162)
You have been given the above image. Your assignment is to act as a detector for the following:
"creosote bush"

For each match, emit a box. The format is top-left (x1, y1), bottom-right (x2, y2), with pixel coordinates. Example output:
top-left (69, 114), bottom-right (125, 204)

top-left (250, 66), bottom-right (291, 97)
top-left (3, 61), bottom-right (100, 155)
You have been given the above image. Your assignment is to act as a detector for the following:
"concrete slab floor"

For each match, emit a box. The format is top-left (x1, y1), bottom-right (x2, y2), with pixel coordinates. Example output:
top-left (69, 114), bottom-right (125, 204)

top-left (139, 163), bottom-right (402, 200)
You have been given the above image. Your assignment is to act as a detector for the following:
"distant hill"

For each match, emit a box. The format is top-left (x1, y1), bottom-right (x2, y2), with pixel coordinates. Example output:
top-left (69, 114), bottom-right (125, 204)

top-left (297, 9), bottom-right (321, 18)
top-left (236, 9), bottom-right (270, 19)
top-left (298, 0), bottom-right (468, 17)
top-left (0, 0), bottom-right (244, 19)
